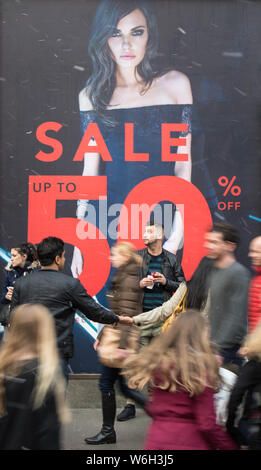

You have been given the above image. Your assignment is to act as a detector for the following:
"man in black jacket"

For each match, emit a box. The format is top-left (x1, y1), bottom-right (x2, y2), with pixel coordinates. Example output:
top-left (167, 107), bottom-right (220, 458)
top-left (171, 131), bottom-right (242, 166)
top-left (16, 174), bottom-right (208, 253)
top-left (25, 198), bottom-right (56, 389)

top-left (137, 223), bottom-right (185, 337)
top-left (10, 237), bottom-right (128, 378)
top-left (138, 223), bottom-right (185, 306)
top-left (117, 222), bottom-right (185, 422)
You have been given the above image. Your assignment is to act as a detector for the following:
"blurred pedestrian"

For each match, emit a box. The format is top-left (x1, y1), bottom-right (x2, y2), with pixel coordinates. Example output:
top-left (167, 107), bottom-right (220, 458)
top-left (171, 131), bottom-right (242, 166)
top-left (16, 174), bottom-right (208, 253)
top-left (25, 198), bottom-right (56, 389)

top-left (204, 223), bottom-right (250, 369)
top-left (124, 310), bottom-right (238, 450)
top-left (248, 236), bottom-right (261, 332)
top-left (118, 222), bottom-right (185, 422)
top-left (84, 242), bottom-right (146, 445)
top-left (0, 303), bottom-right (70, 450)
top-left (10, 237), bottom-right (130, 381)
top-left (0, 242), bottom-right (40, 327)
top-left (226, 323), bottom-right (261, 450)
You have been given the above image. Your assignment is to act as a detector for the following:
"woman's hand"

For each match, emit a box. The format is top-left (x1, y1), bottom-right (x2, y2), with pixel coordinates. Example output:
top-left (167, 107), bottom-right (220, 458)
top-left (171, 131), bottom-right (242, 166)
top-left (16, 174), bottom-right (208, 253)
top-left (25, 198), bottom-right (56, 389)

top-left (71, 247), bottom-right (83, 278)
top-left (118, 316), bottom-right (134, 325)
top-left (5, 287), bottom-right (14, 301)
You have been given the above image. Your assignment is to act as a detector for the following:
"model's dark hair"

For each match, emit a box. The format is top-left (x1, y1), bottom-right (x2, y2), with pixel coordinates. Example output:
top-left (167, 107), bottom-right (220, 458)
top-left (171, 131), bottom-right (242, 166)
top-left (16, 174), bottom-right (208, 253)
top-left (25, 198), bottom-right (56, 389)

top-left (12, 242), bottom-right (38, 263)
top-left (86, 0), bottom-right (160, 126)
top-left (210, 222), bottom-right (240, 246)
top-left (37, 237), bottom-right (64, 266)
top-left (186, 256), bottom-right (214, 310)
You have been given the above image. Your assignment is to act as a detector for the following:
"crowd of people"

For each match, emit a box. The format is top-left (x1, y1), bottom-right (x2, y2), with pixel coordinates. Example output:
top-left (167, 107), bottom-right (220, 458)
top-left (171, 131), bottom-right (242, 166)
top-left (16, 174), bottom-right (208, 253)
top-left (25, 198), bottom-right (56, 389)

top-left (0, 223), bottom-right (260, 450)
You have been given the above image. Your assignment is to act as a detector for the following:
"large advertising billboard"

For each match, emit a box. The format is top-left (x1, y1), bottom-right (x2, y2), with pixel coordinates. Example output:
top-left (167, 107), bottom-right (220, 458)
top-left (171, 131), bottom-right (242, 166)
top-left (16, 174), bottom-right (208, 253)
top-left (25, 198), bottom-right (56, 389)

top-left (0, 0), bottom-right (260, 372)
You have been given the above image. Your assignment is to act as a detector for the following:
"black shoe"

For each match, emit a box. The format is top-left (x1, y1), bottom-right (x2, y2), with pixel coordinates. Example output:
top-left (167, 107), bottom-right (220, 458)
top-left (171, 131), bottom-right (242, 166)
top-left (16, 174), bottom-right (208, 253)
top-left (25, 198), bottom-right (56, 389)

top-left (117, 404), bottom-right (136, 422)
top-left (84, 426), bottom-right (116, 445)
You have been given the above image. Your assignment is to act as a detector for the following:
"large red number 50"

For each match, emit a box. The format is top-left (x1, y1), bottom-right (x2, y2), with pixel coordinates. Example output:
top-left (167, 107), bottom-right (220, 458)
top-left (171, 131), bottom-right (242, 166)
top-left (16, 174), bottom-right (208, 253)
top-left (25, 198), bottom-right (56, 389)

top-left (118, 176), bottom-right (212, 279)
top-left (28, 175), bottom-right (111, 296)
top-left (28, 175), bottom-right (212, 293)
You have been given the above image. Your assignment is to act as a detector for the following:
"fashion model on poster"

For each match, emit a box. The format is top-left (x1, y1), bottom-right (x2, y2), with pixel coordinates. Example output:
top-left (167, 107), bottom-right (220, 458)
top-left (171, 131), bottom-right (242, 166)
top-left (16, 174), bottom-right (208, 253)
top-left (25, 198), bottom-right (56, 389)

top-left (84, 242), bottom-right (146, 446)
top-left (226, 323), bottom-right (261, 450)
top-left (124, 310), bottom-right (237, 450)
top-left (0, 304), bottom-right (70, 450)
top-left (71, 0), bottom-right (193, 280)
top-left (0, 242), bottom-right (40, 327)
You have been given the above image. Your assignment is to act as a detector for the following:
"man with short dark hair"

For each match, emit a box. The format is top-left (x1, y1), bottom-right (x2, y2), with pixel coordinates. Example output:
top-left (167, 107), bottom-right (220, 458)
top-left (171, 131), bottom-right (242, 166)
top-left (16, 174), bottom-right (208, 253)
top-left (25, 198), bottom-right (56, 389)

top-left (205, 223), bottom-right (250, 368)
top-left (11, 237), bottom-right (129, 378)
top-left (138, 222), bottom-right (185, 345)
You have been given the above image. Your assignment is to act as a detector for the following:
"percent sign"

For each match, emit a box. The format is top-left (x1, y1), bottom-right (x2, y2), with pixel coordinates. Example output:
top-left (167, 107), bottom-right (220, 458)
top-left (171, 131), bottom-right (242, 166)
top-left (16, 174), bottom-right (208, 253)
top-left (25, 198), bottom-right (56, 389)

top-left (218, 176), bottom-right (241, 196)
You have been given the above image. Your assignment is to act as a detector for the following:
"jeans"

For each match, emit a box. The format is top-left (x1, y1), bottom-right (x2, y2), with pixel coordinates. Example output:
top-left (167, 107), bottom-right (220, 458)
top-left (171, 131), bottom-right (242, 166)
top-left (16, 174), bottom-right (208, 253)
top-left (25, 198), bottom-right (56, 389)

top-left (99, 364), bottom-right (146, 407)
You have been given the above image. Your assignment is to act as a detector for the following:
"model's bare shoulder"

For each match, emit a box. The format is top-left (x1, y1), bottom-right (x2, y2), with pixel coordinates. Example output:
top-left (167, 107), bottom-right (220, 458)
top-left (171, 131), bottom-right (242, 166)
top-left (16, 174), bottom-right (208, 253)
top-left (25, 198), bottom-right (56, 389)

top-left (159, 70), bottom-right (193, 104)
top-left (79, 87), bottom-right (93, 111)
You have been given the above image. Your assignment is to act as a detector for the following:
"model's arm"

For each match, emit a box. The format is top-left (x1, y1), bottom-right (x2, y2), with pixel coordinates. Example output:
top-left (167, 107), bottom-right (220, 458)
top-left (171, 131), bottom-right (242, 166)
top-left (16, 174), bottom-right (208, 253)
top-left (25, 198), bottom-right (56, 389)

top-left (71, 89), bottom-right (100, 278)
top-left (175, 72), bottom-right (193, 182)
top-left (133, 282), bottom-right (186, 326)
top-left (163, 72), bottom-right (193, 254)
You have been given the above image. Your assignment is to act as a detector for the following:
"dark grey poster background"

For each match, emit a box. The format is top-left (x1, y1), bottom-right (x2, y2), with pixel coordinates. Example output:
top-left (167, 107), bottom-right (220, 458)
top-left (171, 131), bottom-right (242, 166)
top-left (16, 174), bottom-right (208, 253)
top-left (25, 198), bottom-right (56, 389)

top-left (0, 0), bottom-right (260, 372)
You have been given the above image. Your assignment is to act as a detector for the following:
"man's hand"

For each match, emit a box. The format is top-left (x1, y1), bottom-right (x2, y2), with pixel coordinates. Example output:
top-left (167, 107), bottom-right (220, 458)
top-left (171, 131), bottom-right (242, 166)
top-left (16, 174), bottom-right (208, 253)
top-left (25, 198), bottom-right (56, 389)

top-left (140, 277), bottom-right (154, 288)
top-left (152, 272), bottom-right (167, 285)
top-left (118, 316), bottom-right (134, 325)
top-left (93, 339), bottom-right (100, 351)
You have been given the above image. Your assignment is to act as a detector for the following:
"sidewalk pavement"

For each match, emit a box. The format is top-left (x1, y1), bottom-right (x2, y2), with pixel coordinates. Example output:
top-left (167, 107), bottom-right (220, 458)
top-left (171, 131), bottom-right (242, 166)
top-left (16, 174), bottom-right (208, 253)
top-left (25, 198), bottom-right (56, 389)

top-left (62, 408), bottom-right (151, 450)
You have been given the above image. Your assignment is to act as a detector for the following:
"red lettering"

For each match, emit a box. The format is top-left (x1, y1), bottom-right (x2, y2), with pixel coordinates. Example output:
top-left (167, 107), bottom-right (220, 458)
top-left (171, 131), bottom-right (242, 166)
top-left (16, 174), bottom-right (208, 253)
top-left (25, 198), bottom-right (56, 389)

top-left (117, 176), bottom-right (212, 279)
top-left (35, 121), bottom-right (63, 162)
top-left (125, 123), bottom-right (149, 162)
top-left (73, 123), bottom-right (112, 162)
top-left (162, 123), bottom-right (188, 162)
top-left (28, 175), bottom-right (111, 295)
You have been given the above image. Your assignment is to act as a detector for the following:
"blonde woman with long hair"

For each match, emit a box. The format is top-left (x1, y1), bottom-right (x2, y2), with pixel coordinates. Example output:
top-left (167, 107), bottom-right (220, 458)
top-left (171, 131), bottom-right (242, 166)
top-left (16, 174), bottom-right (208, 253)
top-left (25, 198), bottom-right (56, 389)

top-left (226, 323), bottom-right (261, 450)
top-left (85, 242), bottom-right (146, 446)
top-left (0, 304), bottom-right (70, 450)
top-left (124, 310), bottom-right (237, 450)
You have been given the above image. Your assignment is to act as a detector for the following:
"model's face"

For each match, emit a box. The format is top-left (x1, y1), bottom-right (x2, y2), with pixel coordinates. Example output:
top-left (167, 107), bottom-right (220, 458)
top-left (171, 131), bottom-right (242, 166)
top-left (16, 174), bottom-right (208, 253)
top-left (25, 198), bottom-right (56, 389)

top-left (204, 232), bottom-right (228, 261)
top-left (107, 9), bottom-right (148, 69)
top-left (110, 248), bottom-right (129, 268)
top-left (249, 238), bottom-right (261, 267)
top-left (11, 249), bottom-right (27, 268)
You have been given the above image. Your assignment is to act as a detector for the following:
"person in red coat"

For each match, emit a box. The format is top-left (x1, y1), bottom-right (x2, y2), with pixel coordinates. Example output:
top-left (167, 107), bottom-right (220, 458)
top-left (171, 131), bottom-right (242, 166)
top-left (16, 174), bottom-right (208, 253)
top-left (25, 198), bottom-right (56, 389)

top-left (124, 310), bottom-right (237, 450)
top-left (248, 236), bottom-right (261, 332)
